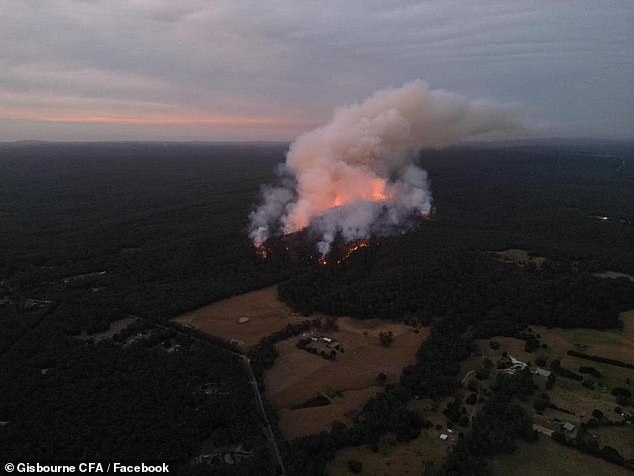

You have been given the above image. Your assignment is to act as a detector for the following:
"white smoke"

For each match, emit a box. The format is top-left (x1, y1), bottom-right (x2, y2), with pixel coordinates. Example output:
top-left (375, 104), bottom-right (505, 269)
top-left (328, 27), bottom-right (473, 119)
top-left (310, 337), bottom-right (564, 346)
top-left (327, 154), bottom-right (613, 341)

top-left (249, 80), bottom-right (520, 255)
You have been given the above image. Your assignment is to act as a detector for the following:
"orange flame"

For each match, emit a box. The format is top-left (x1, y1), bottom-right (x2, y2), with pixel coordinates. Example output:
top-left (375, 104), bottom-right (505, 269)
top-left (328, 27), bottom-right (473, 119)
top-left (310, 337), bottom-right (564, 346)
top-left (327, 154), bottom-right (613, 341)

top-left (336, 240), bottom-right (370, 263)
top-left (324, 178), bottom-right (391, 212)
top-left (255, 245), bottom-right (269, 259)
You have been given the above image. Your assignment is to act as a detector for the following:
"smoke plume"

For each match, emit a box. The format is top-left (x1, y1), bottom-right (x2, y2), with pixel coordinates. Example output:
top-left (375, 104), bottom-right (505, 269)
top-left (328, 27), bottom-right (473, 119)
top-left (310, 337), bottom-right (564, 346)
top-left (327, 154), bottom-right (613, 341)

top-left (249, 80), bottom-right (519, 255)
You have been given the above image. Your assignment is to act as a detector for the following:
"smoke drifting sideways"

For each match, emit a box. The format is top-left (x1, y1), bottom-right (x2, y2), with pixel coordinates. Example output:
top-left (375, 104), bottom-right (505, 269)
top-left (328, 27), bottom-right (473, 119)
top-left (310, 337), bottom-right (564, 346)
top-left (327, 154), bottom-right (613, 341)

top-left (249, 80), bottom-right (520, 256)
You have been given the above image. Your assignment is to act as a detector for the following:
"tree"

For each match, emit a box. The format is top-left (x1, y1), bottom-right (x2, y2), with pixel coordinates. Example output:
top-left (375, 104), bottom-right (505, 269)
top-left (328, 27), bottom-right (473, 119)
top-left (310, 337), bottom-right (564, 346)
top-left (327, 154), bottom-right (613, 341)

top-left (347, 460), bottom-right (363, 474)
top-left (591, 409), bottom-right (604, 419)
top-left (379, 331), bottom-right (393, 347)
top-left (533, 399), bottom-right (549, 412)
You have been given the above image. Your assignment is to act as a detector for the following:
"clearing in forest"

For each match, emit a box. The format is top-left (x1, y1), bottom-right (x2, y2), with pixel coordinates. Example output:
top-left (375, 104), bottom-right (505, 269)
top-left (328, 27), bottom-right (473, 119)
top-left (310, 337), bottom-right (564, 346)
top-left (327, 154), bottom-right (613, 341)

top-left (174, 286), bottom-right (304, 347)
top-left (265, 317), bottom-right (428, 438)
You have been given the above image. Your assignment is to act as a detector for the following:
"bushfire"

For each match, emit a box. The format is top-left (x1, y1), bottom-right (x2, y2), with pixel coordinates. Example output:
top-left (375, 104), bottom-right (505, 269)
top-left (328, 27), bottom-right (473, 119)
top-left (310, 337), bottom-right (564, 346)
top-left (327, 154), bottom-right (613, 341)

top-left (254, 232), bottom-right (372, 267)
top-left (255, 245), bottom-right (268, 259)
top-left (336, 241), bottom-right (369, 264)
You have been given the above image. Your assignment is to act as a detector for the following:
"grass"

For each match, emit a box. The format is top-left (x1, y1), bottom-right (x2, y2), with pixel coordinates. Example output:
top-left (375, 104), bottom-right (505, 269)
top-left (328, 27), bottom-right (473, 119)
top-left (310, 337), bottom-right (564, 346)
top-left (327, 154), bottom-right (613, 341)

top-left (277, 386), bottom-right (383, 439)
top-left (326, 430), bottom-right (447, 476)
top-left (466, 311), bottom-right (634, 439)
top-left (174, 286), bottom-right (302, 347)
top-left (593, 425), bottom-right (634, 460)
top-left (532, 310), bottom-right (634, 364)
top-left (326, 398), bottom-right (454, 475)
top-left (265, 320), bottom-right (427, 410)
top-left (564, 353), bottom-right (634, 391)
top-left (489, 437), bottom-right (633, 476)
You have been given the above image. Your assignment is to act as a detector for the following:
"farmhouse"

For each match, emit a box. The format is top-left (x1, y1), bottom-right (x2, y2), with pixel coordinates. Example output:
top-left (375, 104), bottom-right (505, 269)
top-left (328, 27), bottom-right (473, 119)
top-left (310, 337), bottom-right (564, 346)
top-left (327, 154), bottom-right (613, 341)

top-left (531, 367), bottom-right (551, 378)
top-left (194, 444), bottom-right (252, 466)
top-left (500, 354), bottom-right (529, 375)
top-left (562, 422), bottom-right (576, 433)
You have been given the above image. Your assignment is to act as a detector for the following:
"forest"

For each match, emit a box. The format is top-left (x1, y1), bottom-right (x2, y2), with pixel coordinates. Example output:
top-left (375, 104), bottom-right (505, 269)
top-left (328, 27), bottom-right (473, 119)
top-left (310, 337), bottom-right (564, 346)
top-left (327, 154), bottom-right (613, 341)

top-left (0, 140), bottom-right (633, 474)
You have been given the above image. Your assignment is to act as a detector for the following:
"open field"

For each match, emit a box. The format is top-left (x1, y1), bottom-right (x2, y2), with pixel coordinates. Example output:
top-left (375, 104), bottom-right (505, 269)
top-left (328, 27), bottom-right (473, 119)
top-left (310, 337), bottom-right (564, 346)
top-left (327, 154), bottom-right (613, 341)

top-left (174, 286), bottom-right (304, 347)
top-left (265, 318), bottom-right (428, 437)
top-left (326, 429), bottom-right (447, 476)
top-left (489, 437), bottom-right (633, 476)
top-left (564, 353), bottom-right (634, 390)
top-left (548, 378), bottom-right (619, 422)
top-left (175, 285), bottom-right (428, 438)
top-left (266, 318), bottom-right (427, 409)
top-left (325, 399), bottom-right (452, 475)
top-left (277, 386), bottom-right (383, 439)
top-left (593, 425), bottom-right (634, 460)
top-left (468, 311), bottom-right (634, 416)
top-left (494, 248), bottom-right (545, 268)
top-left (463, 312), bottom-right (634, 439)
top-left (532, 310), bottom-right (634, 363)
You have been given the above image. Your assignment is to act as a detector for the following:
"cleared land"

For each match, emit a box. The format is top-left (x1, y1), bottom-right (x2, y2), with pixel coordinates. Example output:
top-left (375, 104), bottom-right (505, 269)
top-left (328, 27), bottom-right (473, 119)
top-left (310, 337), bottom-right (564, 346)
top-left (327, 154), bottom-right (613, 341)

top-left (277, 386), bottom-right (383, 439)
top-left (265, 317), bottom-right (428, 438)
top-left (494, 248), bottom-right (545, 268)
top-left (174, 286), bottom-right (428, 439)
top-left (174, 286), bottom-right (304, 347)
top-left (326, 399), bottom-right (452, 476)
top-left (77, 316), bottom-right (137, 341)
top-left (490, 437), bottom-right (633, 476)
top-left (326, 431), bottom-right (446, 476)
top-left (532, 310), bottom-right (634, 364)
top-left (593, 425), bottom-right (634, 460)
top-left (266, 318), bottom-right (427, 409)
top-left (461, 310), bottom-right (634, 462)
top-left (467, 310), bottom-right (634, 416)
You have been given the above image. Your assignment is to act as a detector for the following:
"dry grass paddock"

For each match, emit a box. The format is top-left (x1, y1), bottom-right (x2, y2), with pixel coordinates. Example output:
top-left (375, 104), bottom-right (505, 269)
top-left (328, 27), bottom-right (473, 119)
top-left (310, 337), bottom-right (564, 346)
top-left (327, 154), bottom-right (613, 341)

top-left (174, 286), bottom-right (304, 347)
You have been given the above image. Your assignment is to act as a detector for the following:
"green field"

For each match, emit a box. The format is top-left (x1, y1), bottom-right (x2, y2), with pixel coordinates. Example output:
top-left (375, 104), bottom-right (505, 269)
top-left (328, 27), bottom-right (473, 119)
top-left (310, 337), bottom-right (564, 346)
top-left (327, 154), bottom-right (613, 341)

top-left (326, 398), bottom-right (452, 475)
top-left (461, 310), bottom-right (634, 450)
top-left (593, 425), bottom-right (634, 460)
top-left (490, 437), bottom-right (633, 476)
top-left (533, 310), bottom-right (634, 363)
top-left (326, 431), bottom-right (447, 476)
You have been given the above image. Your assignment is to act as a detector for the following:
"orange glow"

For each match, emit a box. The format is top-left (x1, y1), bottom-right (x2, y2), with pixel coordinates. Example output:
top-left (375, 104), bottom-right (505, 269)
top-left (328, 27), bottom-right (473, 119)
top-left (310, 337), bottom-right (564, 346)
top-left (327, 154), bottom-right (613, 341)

top-left (319, 257), bottom-right (328, 266)
top-left (337, 240), bottom-right (370, 263)
top-left (255, 245), bottom-right (269, 259)
top-left (370, 179), bottom-right (389, 201)
top-left (0, 109), bottom-right (318, 130)
top-left (36, 114), bottom-right (310, 129)
top-left (324, 178), bottom-right (391, 212)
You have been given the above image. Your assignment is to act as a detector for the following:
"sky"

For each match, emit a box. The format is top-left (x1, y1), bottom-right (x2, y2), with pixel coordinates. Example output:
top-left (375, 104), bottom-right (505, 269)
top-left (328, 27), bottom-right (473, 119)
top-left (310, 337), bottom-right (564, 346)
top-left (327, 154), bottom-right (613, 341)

top-left (1, 0), bottom-right (633, 142)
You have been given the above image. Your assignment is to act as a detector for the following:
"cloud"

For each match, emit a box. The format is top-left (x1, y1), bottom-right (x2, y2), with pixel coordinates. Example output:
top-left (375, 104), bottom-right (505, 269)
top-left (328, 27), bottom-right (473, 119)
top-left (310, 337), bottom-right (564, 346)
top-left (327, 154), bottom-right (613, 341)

top-left (0, 0), bottom-right (632, 140)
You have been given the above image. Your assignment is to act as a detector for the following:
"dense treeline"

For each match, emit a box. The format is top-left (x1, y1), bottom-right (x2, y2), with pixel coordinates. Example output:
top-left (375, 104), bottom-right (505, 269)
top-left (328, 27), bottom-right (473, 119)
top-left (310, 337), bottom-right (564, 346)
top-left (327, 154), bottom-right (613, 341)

top-left (0, 143), bottom-right (290, 329)
top-left (552, 420), bottom-right (634, 471)
top-left (279, 243), bottom-right (634, 332)
top-left (568, 350), bottom-right (634, 370)
top-left (440, 370), bottom-right (538, 475)
top-left (1, 141), bottom-right (633, 472)
top-left (0, 332), bottom-right (275, 473)
top-left (0, 144), bottom-right (295, 471)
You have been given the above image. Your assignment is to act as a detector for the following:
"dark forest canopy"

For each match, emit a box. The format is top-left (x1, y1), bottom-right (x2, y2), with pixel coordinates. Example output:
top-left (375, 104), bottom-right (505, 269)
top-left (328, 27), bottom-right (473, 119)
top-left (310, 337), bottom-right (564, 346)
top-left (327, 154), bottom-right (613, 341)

top-left (0, 141), bottom-right (633, 472)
